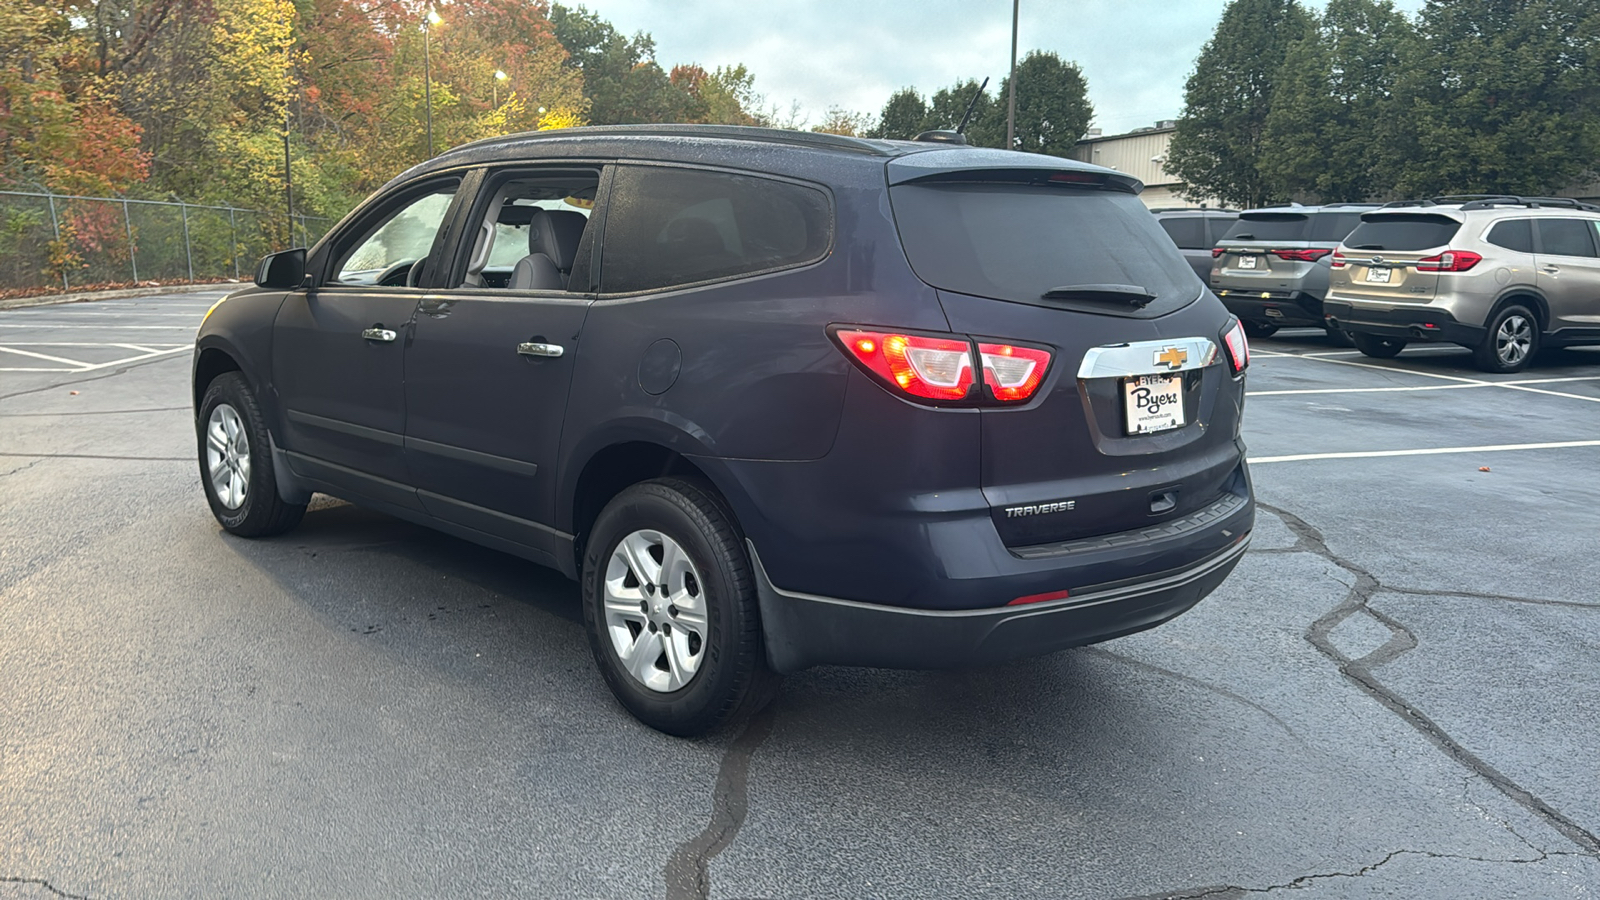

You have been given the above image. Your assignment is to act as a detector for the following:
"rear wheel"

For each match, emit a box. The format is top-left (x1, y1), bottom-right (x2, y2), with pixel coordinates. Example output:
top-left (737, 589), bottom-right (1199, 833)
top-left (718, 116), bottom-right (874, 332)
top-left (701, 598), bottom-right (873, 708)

top-left (1474, 305), bottom-right (1538, 373)
top-left (197, 373), bottom-right (306, 537)
top-left (1350, 332), bottom-right (1407, 359)
top-left (1241, 320), bottom-right (1278, 339)
top-left (581, 477), bottom-right (777, 736)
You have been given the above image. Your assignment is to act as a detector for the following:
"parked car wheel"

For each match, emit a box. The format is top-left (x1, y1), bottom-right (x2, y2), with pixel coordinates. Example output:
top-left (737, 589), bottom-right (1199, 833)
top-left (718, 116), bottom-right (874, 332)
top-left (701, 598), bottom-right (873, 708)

top-left (1241, 320), bottom-right (1278, 339)
top-left (1349, 332), bottom-right (1407, 359)
top-left (197, 372), bottom-right (307, 537)
top-left (1473, 305), bottom-right (1539, 373)
top-left (582, 477), bottom-right (777, 736)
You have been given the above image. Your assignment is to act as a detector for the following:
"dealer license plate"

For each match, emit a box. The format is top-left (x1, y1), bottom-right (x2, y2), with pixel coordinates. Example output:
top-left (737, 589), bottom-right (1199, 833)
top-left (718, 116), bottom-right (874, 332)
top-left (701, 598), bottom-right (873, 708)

top-left (1238, 255), bottom-right (1258, 269)
top-left (1124, 374), bottom-right (1186, 435)
top-left (1366, 267), bottom-right (1392, 283)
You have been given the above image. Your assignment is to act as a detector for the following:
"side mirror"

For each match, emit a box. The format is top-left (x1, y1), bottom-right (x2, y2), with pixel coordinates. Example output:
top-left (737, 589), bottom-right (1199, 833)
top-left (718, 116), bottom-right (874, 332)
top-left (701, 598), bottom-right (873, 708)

top-left (255, 248), bottom-right (307, 289)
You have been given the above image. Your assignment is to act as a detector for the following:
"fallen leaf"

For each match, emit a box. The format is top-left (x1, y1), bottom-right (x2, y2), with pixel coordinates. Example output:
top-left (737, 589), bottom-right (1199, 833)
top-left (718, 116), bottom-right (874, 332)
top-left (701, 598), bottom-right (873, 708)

top-left (69, 390), bottom-right (79, 395)
top-left (1478, 466), bottom-right (1491, 472)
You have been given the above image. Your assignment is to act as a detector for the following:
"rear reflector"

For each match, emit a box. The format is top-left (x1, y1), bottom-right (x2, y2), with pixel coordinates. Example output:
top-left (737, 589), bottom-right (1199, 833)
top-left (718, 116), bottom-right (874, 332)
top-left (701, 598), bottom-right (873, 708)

top-left (836, 328), bottom-right (975, 401)
top-left (977, 342), bottom-right (1052, 403)
top-left (1008, 589), bottom-right (1071, 606)
top-left (1222, 319), bottom-right (1249, 374)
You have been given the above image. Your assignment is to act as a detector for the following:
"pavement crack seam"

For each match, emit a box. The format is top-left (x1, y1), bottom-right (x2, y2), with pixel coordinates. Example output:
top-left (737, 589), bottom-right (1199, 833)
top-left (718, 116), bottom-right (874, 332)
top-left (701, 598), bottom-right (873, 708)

top-left (1381, 583), bottom-right (1599, 612)
top-left (0, 876), bottom-right (93, 900)
top-left (1124, 845), bottom-right (1562, 899)
top-left (1260, 501), bottom-right (1600, 856)
top-left (663, 705), bottom-right (778, 900)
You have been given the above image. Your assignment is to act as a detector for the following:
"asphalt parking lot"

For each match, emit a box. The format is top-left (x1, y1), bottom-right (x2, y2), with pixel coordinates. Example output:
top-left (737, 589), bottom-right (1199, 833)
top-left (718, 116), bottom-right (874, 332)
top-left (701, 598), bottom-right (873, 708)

top-left (2, 296), bottom-right (1598, 900)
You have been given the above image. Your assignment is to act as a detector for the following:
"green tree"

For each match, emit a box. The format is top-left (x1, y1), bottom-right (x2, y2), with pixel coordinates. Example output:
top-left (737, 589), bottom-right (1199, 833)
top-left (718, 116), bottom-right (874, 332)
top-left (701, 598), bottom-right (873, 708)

top-left (1168, 0), bottom-right (1315, 207)
top-left (924, 78), bottom-right (1000, 146)
top-left (868, 88), bottom-right (928, 140)
top-left (995, 50), bottom-right (1093, 155)
top-left (1260, 0), bottom-right (1413, 202)
top-left (812, 106), bottom-right (873, 137)
top-left (1389, 0), bottom-right (1600, 197)
top-left (550, 3), bottom-right (686, 124)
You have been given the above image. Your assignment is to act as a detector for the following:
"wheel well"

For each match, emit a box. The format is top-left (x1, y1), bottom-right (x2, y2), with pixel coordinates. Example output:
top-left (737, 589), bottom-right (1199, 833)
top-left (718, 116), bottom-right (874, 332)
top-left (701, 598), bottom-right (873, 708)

top-left (1494, 292), bottom-right (1548, 333)
top-left (193, 349), bottom-right (242, 410)
top-left (570, 442), bottom-right (712, 566)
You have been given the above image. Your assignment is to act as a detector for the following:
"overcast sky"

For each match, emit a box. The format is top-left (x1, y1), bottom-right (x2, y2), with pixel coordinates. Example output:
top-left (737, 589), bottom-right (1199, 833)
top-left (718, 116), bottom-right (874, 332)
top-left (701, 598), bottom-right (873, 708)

top-left (583, 0), bottom-right (1426, 135)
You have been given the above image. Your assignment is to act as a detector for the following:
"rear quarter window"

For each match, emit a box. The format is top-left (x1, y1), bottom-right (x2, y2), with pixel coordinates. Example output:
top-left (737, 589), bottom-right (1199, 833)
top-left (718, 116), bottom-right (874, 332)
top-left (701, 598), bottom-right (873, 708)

top-left (1344, 215), bottom-right (1463, 251)
top-left (599, 166), bottom-right (832, 294)
top-left (1485, 219), bottom-right (1534, 254)
top-left (1158, 216), bottom-right (1207, 250)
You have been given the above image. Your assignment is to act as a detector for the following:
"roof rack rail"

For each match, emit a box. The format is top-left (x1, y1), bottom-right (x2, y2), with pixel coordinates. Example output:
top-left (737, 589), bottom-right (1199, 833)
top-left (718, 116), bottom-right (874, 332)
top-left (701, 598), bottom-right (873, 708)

top-left (1379, 199), bottom-right (1437, 209)
top-left (1321, 202), bottom-right (1383, 208)
top-left (1148, 206), bottom-right (1238, 213)
top-left (1456, 195), bottom-right (1600, 212)
top-left (1433, 194), bottom-right (1517, 204)
top-left (446, 123), bottom-right (896, 157)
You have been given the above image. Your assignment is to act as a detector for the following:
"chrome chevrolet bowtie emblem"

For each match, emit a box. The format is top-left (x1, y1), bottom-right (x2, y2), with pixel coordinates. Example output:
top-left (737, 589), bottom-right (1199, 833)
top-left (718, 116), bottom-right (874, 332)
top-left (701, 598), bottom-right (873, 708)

top-left (1155, 346), bottom-right (1188, 370)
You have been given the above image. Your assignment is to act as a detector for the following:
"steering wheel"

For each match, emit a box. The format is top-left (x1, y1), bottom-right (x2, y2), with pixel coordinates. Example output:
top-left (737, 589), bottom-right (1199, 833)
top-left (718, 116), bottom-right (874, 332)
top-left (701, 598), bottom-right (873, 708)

top-left (374, 258), bottom-right (418, 287)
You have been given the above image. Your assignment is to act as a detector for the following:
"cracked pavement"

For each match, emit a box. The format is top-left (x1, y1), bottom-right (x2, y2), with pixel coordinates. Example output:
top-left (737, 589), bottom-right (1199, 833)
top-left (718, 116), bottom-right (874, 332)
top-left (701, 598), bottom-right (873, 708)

top-left (2, 299), bottom-right (1598, 899)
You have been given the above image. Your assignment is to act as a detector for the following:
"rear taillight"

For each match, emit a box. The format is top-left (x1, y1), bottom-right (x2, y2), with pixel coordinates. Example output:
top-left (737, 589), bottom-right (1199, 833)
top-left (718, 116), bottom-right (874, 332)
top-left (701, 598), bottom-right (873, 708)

top-left (1269, 248), bottom-right (1333, 262)
top-left (978, 342), bottom-right (1052, 403)
top-left (836, 329), bottom-right (974, 401)
top-left (1222, 319), bottom-right (1249, 375)
top-left (1415, 250), bottom-right (1482, 272)
top-left (1330, 251), bottom-right (1347, 269)
top-left (1211, 247), bottom-right (1226, 258)
top-left (833, 328), bottom-right (1053, 405)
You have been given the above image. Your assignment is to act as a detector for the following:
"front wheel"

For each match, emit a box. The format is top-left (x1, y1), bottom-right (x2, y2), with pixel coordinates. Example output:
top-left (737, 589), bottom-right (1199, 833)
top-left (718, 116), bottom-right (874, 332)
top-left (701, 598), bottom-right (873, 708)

top-left (581, 478), bottom-right (777, 737)
top-left (197, 373), bottom-right (306, 537)
top-left (1474, 305), bottom-right (1539, 373)
top-left (1350, 332), bottom-right (1407, 359)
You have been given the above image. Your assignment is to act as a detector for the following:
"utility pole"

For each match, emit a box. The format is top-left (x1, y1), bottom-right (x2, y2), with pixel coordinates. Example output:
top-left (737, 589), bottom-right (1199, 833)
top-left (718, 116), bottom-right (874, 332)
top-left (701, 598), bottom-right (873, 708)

top-left (1006, 0), bottom-right (1019, 150)
top-left (284, 114), bottom-right (295, 248)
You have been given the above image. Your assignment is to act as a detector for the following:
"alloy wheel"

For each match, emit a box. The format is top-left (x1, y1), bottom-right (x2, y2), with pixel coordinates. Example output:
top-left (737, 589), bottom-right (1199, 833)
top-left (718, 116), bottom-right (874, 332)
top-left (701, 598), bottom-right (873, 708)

top-left (1496, 315), bottom-right (1532, 366)
top-left (205, 403), bottom-right (251, 510)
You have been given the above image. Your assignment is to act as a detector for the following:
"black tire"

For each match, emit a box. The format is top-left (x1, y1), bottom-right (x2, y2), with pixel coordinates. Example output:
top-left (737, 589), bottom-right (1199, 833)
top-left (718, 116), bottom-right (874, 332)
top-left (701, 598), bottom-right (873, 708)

top-left (1349, 332), bottom-right (1407, 359)
top-left (197, 372), bottom-right (306, 537)
top-left (1324, 326), bottom-right (1354, 347)
top-left (581, 477), bottom-right (777, 737)
top-left (1241, 320), bottom-right (1279, 339)
top-left (1473, 304), bottom-right (1539, 374)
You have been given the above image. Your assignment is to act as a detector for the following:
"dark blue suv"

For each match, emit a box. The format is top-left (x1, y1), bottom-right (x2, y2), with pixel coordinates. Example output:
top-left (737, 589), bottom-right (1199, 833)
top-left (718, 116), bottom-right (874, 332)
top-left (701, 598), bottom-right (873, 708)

top-left (194, 125), bottom-right (1255, 735)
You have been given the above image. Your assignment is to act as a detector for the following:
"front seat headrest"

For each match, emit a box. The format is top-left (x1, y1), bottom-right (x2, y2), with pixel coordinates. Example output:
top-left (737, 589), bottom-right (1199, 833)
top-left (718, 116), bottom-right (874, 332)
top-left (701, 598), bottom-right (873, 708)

top-left (528, 209), bottom-right (587, 272)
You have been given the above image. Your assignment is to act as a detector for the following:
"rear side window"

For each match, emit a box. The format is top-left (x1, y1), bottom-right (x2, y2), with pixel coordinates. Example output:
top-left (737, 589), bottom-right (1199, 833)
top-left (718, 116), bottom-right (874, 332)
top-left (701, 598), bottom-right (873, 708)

top-left (1158, 216), bottom-right (1207, 249)
top-left (1222, 213), bottom-right (1308, 242)
top-left (889, 181), bottom-right (1196, 314)
top-left (1309, 212), bottom-right (1365, 242)
top-left (600, 166), bottom-right (832, 293)
top-left (1344, 214), bottom-right (1462, 251)
top-left (1485, 219), bottom-right (1534, 253)
top-left (1538, 219), bottom-right (1599, 258)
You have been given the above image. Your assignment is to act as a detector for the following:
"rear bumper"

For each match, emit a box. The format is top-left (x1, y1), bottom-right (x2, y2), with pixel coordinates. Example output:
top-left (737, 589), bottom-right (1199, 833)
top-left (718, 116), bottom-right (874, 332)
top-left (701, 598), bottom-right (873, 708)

top-left (1322, 299), bottom-right (1484, 345)
top-left (1215, 289), bottom-right (1324, 326)
top-left (752, 531), bottom-right (1249, 673)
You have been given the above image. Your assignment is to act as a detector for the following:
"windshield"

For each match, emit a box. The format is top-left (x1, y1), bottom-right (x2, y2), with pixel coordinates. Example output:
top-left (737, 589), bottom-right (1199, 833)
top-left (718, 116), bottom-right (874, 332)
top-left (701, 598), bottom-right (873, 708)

top-left (889, 181), bottom-right (1197, 317)
top-left (1344, 215), bottom-right (1462, 251)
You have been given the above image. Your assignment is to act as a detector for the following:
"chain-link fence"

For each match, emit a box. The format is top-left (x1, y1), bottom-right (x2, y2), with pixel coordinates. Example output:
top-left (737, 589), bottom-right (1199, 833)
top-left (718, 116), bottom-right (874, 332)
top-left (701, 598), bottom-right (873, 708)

top-left (0, 190), bottom-right (333, 292)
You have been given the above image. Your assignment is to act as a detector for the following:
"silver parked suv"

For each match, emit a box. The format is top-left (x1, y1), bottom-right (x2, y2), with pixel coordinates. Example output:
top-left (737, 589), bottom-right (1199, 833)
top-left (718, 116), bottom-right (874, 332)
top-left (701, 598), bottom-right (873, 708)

top-left (1323, 197), bottom-right (1600, 373)
top-left (1209, 204), bottom-right (1377, 339)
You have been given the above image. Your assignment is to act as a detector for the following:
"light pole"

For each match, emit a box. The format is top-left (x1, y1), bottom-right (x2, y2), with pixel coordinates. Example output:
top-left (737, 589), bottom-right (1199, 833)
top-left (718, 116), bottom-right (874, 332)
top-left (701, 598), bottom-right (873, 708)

top-left (1006, 0), bottom-right (1019, 150)
top-left (423, 8), bottom-right (442, 157)
top-left (493, 69), bottom-right (507, 108)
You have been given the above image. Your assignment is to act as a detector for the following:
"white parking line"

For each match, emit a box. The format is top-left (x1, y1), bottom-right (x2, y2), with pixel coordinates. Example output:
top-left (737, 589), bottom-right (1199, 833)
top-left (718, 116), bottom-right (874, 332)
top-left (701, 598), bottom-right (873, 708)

top-left (1254, 352), bottom-right (1600, 404)
top-left (1250, 440), bottom-right (1600, 464)
top-left (0, 324), bottom-right (195, 330)
top-left (0, 344), bottom-right (188, 373)
top-left (1250, 375), bottom-right (1600, 396)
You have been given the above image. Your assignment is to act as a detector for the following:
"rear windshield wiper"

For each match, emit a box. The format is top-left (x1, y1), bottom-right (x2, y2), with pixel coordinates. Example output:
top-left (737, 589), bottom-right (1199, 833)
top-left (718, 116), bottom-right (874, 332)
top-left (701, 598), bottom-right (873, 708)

top-left (1349, 244), bottom-right (1385, 250)
top-left (1041, 283), bottom-right (1157, 308)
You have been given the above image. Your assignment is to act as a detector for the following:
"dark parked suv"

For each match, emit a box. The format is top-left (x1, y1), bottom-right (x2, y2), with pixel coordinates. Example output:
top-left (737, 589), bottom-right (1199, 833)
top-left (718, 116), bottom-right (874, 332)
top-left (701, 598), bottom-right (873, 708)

top-left (194, 125), bottom-right (1255, 735)
top-left (1153, 207), bottom-right (1239, 281)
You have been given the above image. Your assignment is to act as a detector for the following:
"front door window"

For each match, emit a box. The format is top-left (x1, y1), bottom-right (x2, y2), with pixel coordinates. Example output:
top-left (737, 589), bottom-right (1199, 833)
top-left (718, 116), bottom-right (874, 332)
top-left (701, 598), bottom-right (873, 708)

top-left (335, 189), bottom-right (458, 286)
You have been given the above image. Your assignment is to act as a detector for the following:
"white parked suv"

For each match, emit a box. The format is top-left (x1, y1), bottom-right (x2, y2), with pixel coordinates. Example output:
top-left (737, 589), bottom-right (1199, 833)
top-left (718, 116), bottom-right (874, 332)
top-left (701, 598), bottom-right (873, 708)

top-left (1323, 196), bottom-right (1600, 372)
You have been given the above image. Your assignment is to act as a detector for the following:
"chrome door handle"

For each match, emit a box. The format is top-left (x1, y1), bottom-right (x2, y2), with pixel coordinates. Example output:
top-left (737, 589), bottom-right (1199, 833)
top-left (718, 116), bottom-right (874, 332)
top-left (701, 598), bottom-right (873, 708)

top-left (362, 327), bottom-right (398, 342)
top-left (517, 342), bottom-right (565, 358)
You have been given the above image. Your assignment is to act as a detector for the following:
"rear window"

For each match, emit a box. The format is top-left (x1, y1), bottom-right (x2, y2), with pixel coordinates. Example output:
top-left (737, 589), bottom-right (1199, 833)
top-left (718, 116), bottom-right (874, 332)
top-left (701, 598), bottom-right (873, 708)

top-left (1309, 212), bottom-right (1365, 242)
top-left (889, 181), bottom-right (1197, 315)
top-left (1344, 214), bottom-right (1462, 251)
top-left (1222, 213), bottom-right (1308, 242)
top-left (599, 165), bottom-right (833, 294)
top-left (1158, 216), bottom-right (1207, 249)
top-left (1538, 219), bottom-right (1599, 258)
top-left (1485, 219), bottom-right (1533, 253)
